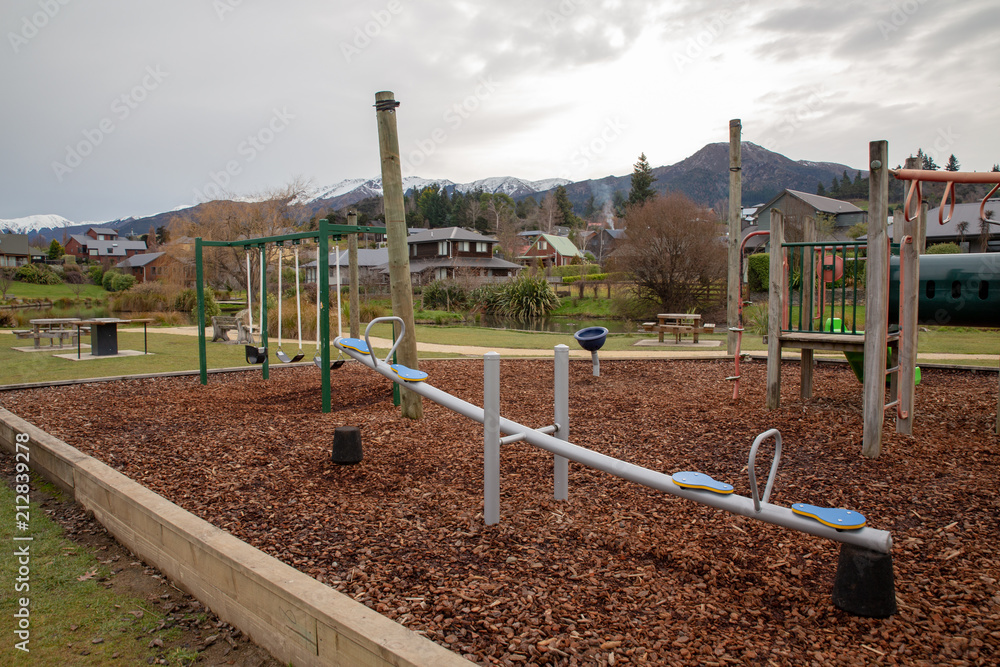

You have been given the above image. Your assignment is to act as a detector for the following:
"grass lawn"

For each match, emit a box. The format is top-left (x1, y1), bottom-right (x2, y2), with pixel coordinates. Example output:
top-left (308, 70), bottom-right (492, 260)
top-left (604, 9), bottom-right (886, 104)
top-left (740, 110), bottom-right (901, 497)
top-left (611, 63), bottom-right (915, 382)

top-left (4, 283), bottom-right (109, 301)
top-left (0, 474), bottom-right (188, 666)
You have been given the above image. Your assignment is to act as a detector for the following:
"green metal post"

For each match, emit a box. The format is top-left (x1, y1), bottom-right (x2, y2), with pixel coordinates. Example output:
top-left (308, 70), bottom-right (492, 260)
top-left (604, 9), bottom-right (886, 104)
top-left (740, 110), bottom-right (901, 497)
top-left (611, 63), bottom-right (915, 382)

top-left (196, 238), bottom-right (207, 385)
top-left (260, 246), bottom-right (269, 380)
top-left (319, 220), bottom-right (331, 413)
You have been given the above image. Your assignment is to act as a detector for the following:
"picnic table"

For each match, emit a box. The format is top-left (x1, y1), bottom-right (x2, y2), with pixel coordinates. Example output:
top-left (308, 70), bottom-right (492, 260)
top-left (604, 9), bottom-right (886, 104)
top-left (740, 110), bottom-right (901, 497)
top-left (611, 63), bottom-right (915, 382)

top-left (640, 313), bottom-right (716, 343)
top-left (71, 318), bottom-right (153, 358)
top-left (14, 318), bottom-right (83, 348)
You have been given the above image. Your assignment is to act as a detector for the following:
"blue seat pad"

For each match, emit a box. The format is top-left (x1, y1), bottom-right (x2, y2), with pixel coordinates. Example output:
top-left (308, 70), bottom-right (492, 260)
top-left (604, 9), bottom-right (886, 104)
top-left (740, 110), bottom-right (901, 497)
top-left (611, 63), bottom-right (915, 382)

top-left (792, 503), bottom-right (866, 530)
top-left (338, 338), bottom-right (370, 354)
top-left (671, 471), bottom-right (734, 494)
top-left (390, 364), bottom-right (428, 382)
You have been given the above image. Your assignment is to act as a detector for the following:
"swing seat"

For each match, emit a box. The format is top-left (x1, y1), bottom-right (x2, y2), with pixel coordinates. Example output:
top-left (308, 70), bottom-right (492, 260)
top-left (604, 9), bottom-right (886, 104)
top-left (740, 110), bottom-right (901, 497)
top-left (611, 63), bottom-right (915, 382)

top-left (337, 338), bottom-right (371, 354)
top-left (245, 345), bottom-right (268, 365)
top-left (791, 503), bottom-right (866, 530)
top-left (389, 364), bottom-right (428, 382)
top-left (276, 350), bottom-right (305, 363)
top-left (314, 356), bottom-right (346, 370)
top-left (671, 471), bottom-right (734, 494)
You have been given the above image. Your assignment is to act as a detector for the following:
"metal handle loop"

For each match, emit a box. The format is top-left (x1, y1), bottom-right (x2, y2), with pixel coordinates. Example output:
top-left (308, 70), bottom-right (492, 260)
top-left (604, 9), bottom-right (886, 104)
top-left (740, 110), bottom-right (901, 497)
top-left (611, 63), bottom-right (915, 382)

top-left (364, 316), bottom-right (405, 368)
top-left (748, 428), bottom-right (782, 513)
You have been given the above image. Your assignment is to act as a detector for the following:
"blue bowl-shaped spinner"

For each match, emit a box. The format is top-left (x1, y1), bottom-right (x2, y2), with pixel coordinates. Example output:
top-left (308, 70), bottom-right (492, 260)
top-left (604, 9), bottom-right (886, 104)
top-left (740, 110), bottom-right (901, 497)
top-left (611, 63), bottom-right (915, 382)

top-left (574, 326), bottom-right (608, 352)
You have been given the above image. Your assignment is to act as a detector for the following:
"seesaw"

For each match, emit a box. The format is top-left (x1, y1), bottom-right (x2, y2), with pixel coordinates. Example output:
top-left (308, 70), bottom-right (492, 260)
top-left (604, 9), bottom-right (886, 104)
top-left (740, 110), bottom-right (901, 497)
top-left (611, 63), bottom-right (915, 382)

top-left (334, 317), bottom-right (896, 617)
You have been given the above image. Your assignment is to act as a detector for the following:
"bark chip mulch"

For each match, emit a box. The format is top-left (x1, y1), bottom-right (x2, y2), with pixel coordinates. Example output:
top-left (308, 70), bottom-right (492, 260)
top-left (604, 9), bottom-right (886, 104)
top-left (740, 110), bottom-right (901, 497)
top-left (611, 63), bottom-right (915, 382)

top-left (2, 358), bottom-right (998, 666)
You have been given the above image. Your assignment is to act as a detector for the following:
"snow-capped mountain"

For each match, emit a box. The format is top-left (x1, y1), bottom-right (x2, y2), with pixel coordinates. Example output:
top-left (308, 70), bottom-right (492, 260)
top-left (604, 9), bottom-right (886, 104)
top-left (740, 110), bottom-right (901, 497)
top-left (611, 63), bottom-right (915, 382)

top-left (301, 175), bottom-right (570, 206)
top-left (0, 214), bottom-right (78, 234)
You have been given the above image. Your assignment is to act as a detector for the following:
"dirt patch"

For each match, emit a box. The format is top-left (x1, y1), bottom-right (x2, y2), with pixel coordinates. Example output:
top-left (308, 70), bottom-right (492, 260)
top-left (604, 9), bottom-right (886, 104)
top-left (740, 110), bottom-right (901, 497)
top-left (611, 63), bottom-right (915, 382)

top-left (2, 358), bottom-right (998, 665)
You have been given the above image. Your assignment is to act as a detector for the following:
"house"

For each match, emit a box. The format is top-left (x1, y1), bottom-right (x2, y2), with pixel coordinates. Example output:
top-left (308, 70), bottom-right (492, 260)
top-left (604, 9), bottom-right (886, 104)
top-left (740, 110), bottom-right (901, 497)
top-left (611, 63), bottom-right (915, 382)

top-left (65, 227), bottom-right (147, 262)
top-left (400, 227), bottom-right (521, 284)
top-left (754, 190), bottom-right (867, 242)
top-left (518, 233), bottom-right (585, 268)
top-left (302, 248), bottom-right (390, 284)
top-left (893, 198), bottom-right (999, 253)
top-left (0, 233), bottom-right (31, 268)
top-left (585, 229), bottom-right (625, 264)
top-left (116, 252), bottom-right (194, 286)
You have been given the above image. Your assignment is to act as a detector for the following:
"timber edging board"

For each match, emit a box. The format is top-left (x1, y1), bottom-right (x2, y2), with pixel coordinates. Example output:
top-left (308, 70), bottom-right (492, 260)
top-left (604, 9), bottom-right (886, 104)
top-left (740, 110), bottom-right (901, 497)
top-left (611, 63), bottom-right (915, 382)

top-left (0, 407), bottom-right (473, 667)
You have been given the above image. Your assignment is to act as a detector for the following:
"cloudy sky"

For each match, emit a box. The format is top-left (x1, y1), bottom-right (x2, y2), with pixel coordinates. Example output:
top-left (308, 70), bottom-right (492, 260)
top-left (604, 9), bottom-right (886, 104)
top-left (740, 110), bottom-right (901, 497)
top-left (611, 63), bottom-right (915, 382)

top-left (1, 0), bottom-right (997, 222)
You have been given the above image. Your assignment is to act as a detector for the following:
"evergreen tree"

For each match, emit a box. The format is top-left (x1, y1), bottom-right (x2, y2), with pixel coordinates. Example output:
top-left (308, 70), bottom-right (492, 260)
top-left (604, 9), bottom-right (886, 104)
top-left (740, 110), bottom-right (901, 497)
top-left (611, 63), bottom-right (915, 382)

top-left (816, 181), bottom-right (826, 196)
top-left (612, 190), bottom-right (627, 218)
top-left (829, 177), bottom-right (839, 197)
top-left (921, 152), bottom-right (939, 170)
top-left (583, 194), bottom-right (596, 219)
top-left (47, 238), bottom-right (64, 260)
top-left (627, 153), bottom-right (657, 209)
top-left (945, 154), bottom-right (960, 172)
top-left (993, 164), bottom-right (1000, 172)
top-left (554, 186), bottom-right (579, 228)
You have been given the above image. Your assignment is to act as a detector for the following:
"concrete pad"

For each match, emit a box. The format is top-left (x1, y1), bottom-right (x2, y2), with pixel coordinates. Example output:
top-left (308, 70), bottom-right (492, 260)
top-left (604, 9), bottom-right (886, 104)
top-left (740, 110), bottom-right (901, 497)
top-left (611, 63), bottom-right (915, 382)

top-left (12, 344), bottom-right (90, 353)
top-left (52, 349), bottom-right (150, 361)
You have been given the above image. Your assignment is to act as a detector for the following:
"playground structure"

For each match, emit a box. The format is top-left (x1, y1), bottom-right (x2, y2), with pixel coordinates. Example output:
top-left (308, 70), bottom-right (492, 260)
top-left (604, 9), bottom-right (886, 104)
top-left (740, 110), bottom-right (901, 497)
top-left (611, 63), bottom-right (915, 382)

top-left (194, 218), bottom-right (386, 413)
top-left (333, 316), bottom-right (896, 616)
top-left (757, 142), bottom-right (1000, 454)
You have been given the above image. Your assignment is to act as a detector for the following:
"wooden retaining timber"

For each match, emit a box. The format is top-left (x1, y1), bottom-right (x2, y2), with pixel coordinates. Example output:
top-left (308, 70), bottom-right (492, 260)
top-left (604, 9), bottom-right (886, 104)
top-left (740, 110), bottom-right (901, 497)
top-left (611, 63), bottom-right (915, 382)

top-left (0, 407), bottom-right (472, 667)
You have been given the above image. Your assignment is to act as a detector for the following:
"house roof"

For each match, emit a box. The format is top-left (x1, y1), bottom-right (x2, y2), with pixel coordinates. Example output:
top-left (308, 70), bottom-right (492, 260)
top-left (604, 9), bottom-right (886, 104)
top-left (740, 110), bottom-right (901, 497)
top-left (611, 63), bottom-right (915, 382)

top-left (0, 233), bottom-right (31, 256)
top-left (407, 227), bottom-right (497, 243)
top-left (758, 190), bottom-right (863, 217)
top-left (527, 234), bottom-right (584, 258)
top-left (302, 248), bottom-right (389, 268)
top-left (88, 227), bottom-right (118, 236)
top-left (69, 234), bottom-right (147, 256)
top-left (606, 229), bottom-right (625, 239)
top-left (883, 198), bottom-right (1000, 242)
top-left (117, 252), bottom-right (165, 268)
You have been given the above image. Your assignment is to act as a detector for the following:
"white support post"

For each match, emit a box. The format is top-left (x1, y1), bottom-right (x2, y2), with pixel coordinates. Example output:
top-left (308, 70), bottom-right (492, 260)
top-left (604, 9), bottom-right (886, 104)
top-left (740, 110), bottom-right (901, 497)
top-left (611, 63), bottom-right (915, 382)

top-left (553, 344), bottom-right (569, 501)
top-left (483, 352), bottom-right (501, 525)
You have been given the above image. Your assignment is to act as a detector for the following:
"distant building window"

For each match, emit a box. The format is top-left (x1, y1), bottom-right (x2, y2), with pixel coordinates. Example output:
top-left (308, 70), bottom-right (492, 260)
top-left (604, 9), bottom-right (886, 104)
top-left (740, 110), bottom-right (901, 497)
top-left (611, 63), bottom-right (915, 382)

top-left (476, 242), bottom-right (488, 253)
top-left (539, 240), bottom-right (548, 251)
top-left (410, 244), bottom-right (416, 257)
top-left (438, 241), bottom-right (448, 255)
top-left (457, 241), bottom-right (470, 252)
top-left (89, 249), bottom-right (98, 256)
top-left (436, 267), bottom-right (447, 280)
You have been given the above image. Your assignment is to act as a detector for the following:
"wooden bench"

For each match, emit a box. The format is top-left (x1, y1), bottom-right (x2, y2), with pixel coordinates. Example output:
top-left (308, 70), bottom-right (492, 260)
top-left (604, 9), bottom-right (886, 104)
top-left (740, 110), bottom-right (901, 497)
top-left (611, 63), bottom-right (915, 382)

top-left (211, 316), bottom-right (241, 342)
top-left (657, 324), bottom-right (694, 343)
top-left (14, 328), bottom-right (80, 348)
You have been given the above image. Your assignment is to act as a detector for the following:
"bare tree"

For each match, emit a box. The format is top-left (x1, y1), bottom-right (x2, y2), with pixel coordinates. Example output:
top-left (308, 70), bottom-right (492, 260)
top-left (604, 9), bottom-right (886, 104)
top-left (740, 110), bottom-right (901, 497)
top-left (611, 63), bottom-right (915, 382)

top-left (538, 192), bottom-right (560, 233)
top-left (0, 267), bottom-right (14, 301)
top-left (610, 192), bottom-right (726, 313)
top-left (170, 180), bottom-right (310, 292)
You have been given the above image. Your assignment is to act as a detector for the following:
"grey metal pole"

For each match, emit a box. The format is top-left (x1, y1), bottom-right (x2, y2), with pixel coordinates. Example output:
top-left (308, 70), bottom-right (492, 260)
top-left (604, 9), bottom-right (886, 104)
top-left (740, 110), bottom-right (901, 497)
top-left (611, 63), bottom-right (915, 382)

top-left (336, 339), bottom-right (892, 554)
top-left (553, 344), bottom-right (569, 501)
top-left (484, 352), bottom-right (501, 525)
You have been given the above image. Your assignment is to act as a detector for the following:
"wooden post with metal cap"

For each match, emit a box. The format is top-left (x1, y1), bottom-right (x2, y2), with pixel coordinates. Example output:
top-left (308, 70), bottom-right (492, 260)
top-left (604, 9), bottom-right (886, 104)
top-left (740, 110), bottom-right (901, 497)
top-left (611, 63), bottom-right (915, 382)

top-left (375, 90), bottom-right (423, 419)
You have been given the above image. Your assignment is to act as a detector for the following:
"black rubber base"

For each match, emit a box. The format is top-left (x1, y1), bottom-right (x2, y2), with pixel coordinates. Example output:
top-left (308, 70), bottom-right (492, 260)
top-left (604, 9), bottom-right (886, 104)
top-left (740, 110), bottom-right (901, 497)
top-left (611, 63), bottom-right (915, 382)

top-left (331, 426), bottom-right (363, 465)
top-left (831, 543), bottom-right (897, 617)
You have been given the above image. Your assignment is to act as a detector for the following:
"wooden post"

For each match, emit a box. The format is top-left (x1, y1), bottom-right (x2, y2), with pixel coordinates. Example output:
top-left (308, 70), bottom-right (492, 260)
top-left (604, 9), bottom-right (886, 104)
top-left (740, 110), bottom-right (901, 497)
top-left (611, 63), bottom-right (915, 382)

top-left (347, 211), bottom-right (361, 339)
top-left (727, 119), bottom-right (742, 355)
top-left (766, 209), bottom-right (784, 409)
top-left (375, 91), bottom-right (422, 419)
top-left (862, 140), bottom-right (889, 458)
top-left (800, 216), bottom-right (817, 400)
top-left (897, 201), bottom-right (920, 435)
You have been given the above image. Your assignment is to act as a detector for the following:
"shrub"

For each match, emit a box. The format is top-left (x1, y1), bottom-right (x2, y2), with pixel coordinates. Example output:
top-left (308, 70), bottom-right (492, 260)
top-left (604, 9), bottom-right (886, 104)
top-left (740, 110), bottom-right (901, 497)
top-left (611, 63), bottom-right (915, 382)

top-left (480, 275), bottom-right (560, 319)
top-left (62, 264), bottom-right (87, 284)
top-left (87, 264), bottom-right (104, 285)
top-left (926, 242), bottom-right (962, 255)
top-left (562, 272), bottom-right (609, 284)
top-left (102, 271), bottom-right (136, 292)
top-left (0, 310), bottom-right (16, 327)
top-left (14, 263), bottom-right (61, 285)
top-left (421, 280), bottom-right (467, 311)
top-left (175, 288), bottom-right (221, 318)
top-left (112, 282), bottom-right (178, 312)
top-left (746, 253), bottom-right (769, 292)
